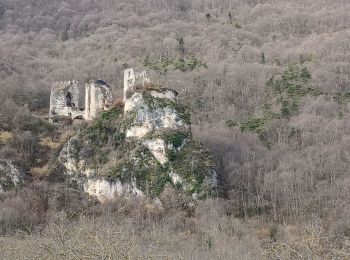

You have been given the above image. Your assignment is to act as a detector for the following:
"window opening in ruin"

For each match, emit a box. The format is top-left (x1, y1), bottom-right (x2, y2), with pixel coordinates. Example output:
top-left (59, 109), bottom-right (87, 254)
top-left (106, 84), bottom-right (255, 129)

top-left (66, 92), bottom-right (73, 107)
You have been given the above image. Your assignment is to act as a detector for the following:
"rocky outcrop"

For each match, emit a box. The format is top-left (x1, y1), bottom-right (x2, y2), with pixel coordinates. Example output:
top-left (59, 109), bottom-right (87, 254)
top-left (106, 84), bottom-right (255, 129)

top-left (84, 179), bottom-right (144, 202)
top-left (0, 160), bottom-right (24, 193)
top-left (57, 88), bottom-right (217, 202)
top-left (59, 136), bottom-right (145, 202)
top-left (143, 139), bottom-right (168, 165)
top-left (124, 90), bottom-right (189, 139)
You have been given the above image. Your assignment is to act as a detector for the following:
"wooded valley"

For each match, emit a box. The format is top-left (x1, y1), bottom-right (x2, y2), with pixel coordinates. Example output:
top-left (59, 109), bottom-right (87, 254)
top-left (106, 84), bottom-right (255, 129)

top-left (1, 0), bottom-right (350, 258)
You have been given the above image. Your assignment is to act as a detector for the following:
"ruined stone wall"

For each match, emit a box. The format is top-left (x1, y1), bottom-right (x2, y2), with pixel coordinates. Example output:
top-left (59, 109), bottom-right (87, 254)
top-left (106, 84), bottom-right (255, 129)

top-left (123, 68), bottom-right (151, 101)
top-left (50, 68), bottom-right (155, 123)
top-left (84, 83), bottom-right (93, 121)
top-left (50, 80), bottom-right (113, 123)
top-left (49, 81), bottom-right (83, 121)
top-left (84, 81), bottom-right (113, 121)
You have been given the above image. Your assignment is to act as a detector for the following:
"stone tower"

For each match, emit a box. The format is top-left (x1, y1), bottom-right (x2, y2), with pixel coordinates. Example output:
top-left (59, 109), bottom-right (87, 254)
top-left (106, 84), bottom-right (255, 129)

top-left (49, 81), bottom-right (83, 122)
top-left (123, 68), bottom-right (151, 101)
top-left (84, 80), bottom-right (113, 121)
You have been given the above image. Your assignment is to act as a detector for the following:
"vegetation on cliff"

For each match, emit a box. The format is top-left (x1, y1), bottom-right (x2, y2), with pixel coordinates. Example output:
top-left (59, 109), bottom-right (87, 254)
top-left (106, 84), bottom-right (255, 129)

top-left (58, 92), bottom-right (215, 199)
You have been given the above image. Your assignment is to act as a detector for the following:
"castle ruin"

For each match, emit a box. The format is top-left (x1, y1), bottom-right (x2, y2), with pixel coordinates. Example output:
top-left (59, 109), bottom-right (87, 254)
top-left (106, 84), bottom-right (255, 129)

top-left (49, 80), bottom-right (83, 121)
top-left (84, 80), bottom-right (113, 121)
top-left (49, 80), bottom-right (113, 123)
top-left (49, 69), bottom-right (152, 123)
top-left (123, 68), bottom-right (151, 101)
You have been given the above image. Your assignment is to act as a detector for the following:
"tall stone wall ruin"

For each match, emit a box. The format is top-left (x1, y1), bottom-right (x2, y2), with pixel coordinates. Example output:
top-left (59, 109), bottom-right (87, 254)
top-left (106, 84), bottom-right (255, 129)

top-left (85, 80), bottom-right (113, 121)
top-left (49, 80), bottom-right (113, 123)
top-left (49, 69), bottom-right (152, 123)
top-left (49, 81), bottom-right (83, 121)
top-left (123, 68), bottom-right (151, 101)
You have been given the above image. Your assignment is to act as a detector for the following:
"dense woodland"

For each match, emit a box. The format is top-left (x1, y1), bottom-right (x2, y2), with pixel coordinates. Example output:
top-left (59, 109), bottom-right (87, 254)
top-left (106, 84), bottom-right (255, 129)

top-left (1, 0), bottom-right (350, 258)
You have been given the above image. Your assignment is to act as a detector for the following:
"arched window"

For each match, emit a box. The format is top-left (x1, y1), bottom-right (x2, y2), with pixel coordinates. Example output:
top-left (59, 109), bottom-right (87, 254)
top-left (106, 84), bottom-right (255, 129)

top-left (66, 92), bottom-right (72, 107)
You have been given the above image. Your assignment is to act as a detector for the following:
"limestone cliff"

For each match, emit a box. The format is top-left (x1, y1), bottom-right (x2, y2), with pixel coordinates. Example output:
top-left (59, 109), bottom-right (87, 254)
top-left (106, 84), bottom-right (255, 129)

top-left (0, 160), bottom-right (24, 193)
top-left (58, 88), bottom-right (217, 202)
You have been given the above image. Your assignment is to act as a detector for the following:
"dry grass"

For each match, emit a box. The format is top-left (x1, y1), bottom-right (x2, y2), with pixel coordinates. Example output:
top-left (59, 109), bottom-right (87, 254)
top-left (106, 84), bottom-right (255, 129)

top-left (0, 131), bottom-right (13, 144)
top-left (30, 165), bottom-right (50, 179)
top-left (39, 137), bottom-right (61, 149)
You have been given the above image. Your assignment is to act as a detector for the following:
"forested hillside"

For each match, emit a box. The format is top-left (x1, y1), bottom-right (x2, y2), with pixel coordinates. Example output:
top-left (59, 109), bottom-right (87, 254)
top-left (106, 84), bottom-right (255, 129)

top-left (1, 0), bottom-right (350, 258)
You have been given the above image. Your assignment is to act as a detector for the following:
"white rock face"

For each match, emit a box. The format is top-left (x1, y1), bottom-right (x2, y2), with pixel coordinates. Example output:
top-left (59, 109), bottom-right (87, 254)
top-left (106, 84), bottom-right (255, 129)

top-left (124, 92), bottom-right (143, 114)
top-left (124, 91), bottom-right (178, 114)
top-left (149, 90), bottom-right (177, 102)
top-left (125, 92), bottom-right (189, 139)
top-left (59, 138), bottom-right (82, 175)
top-left (59, 138), bottom-right (145, 202)
top-left (59, 138), bottom-right (97, 177)
top-left (169, 171), bottom-right (183, 185)
top-left (0, 160), bottom-right (23, 193)
top-left (84, 179), bottom-right (144, 203)
top-left (126, 125), bottom-right (150, 139)
top-left (143, 139), bottom-right (168, 165)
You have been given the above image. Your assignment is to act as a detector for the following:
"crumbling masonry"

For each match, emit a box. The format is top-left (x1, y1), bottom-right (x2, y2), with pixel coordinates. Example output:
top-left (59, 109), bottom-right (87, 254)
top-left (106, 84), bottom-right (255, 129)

top-left (123, 68), bottom-right (151, 101)
top-left (49, 69), bottom-right (151, 123)
top-left (49, 80), bottom-right (113, 122)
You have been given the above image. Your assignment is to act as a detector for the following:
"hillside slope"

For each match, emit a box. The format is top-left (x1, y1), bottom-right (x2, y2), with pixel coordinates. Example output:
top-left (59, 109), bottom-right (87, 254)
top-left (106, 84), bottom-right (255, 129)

top-left (0, 0), bottom-right (349, 221)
